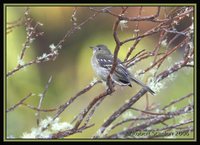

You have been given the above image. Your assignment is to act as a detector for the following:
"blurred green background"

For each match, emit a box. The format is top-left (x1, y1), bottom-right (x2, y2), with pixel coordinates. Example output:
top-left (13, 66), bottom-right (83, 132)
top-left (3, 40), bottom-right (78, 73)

top-left (6, 6), bottom-right (193, 138)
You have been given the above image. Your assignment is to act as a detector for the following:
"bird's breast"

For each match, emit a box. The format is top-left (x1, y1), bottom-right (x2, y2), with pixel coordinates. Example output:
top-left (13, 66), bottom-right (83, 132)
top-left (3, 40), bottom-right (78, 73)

top-left (91, 56), bottom-right (109, 81)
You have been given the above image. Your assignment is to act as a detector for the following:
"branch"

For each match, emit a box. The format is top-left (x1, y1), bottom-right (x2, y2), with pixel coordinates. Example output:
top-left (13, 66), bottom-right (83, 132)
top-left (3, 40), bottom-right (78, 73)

top-left (93, 87), bottom-right (149, 138)
top-left (107, 104), bottom-right (193, 138)
top-left (38, 79), bottom-right (101, 133)
top-left (52, 80), bottom-right (101, 121)
top-left (21, 103), bottom-right (57, 112)
top-left (106, 7), bottom-right (128, 90)
top-left (6, 93), bottom-right (32, 112)
top-left (93, 58), bottom-right (193, 138)
top-left (72, 89), bottom-right (114, 130)
top-left (7, 8), bottom-right (99, 77)
top-left (90, 7), bottom-right (161, 22)
top-left (51, 124), bottom-right (95, 139)
top-left (36, 76), bottom-right (52, 126)
top-left (162, 93), bottom-right (193, 110)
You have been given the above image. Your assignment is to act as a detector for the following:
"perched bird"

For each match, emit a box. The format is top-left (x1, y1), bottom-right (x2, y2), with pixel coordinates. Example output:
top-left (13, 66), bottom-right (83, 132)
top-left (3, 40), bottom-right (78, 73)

top-left (90, 44), bottom-right (155, 95)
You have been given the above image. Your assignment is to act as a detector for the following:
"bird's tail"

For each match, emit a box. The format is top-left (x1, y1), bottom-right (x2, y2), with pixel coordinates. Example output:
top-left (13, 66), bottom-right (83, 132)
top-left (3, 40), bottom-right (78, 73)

top-left (130, 76), bottom-right (155, 95)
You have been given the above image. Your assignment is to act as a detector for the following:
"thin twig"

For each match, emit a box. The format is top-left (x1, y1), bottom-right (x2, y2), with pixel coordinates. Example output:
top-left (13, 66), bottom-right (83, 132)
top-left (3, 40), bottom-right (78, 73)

top-left (52, 80), bottom-right (101, 121)
top-left (123, 6), bottom-right (143, 61)
top-left (107, 105), bottom-right (193, 138)
top-left (7, 9), bottom-right (99, 78)
top-left (21, 103), bottom-right (57, 112)
top-left (110, 116), bottom-right (155, 131)
top-left (107, 7), bottom-right (128, 90)
top-left (6, 93), bottom-right (32, 112)
top-left (129, 107), bottom-right (167, 116)
top-left (36, 76), bottom-right (52, 126)
top-left (51, 124), bottom-right (95, 139)
top-left (162, 93), bottom-right (193, 110)
top-left (73, 89), bottom-right (114, 130)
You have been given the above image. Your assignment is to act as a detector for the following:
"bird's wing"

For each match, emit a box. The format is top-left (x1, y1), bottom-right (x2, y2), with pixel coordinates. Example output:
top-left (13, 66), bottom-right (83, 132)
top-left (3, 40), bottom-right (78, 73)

top-left (96, 54), bottom-right (130, 83)
top-left (96, 54), bottom-right (123, 69)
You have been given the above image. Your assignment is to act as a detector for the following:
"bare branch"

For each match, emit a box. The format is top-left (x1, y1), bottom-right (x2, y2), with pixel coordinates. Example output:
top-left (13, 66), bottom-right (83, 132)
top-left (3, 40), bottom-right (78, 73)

top-left (6, 9), bottom-right (99, 77)
top-left (162, 93), bottom-right (193, 110)
top-left (51, 124), bottom-right (95, 139)
top-left (21, 103), bottom-right (57, 112)
top-left (107, 105), bottom-right (193, 138)
top-left (36, 76), bottom-right (52, 126)
top-left (52, 80), bottom-right (101, 121)
top-left (73, 88), bottom-right (114, 130)
top-left (6, 93), bottom-right (32, 112)
top-left (107, 7), bottom-right (128, 90)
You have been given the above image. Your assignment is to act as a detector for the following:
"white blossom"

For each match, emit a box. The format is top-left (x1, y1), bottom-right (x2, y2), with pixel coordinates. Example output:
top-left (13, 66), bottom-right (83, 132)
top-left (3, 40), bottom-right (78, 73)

top-left (95, 127), bottom-right (106, 138)
top-left (51, 121), bottom-right (73, 132)
top-left (155, 109), bottom-right (160, 113)
top-left (188, 42), bottom-right (193, 49)
top-left (37, 53), bottom-right (47, 60)
top-left (29, 37), bottom-right (35, 43)
top-left (39, 116), bottom-right (53, 128)
top-left (38, 93), bottom-right (43, 98)
top-left (189, 23), bottom-right (194, 30)
top-left (24, 11), bottom-right (29, 15)
top-left (49, 43), bottom-right (57, 51)
top-left (173, 20), bottom-right (178, 25)
top-left (161, 39), bottom-right (168, 47)
top-left (147, 77), bottom-right (165, 94)
top-left (18, 59), bottom-right (25, 66)
top-left (90, 77), bottom-right (98, 86)
top-left (134, 29), bottom-right (140, 33)
top-left (21, 116), bottom-right (73, 139)
top-left (37, 22), bottom-right (44, 26)
top-left (119, 20), bottom-right (128, 31)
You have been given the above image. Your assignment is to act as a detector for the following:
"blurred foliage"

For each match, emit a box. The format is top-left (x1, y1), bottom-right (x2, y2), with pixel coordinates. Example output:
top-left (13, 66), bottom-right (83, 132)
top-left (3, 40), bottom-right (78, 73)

top-left (6, 6), bottom-right (193, 138)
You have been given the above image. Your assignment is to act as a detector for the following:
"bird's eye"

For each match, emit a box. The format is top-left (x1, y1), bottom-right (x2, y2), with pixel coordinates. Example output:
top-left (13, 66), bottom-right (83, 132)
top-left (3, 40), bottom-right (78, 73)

top-left (98, 48), bottom-right (101, 50)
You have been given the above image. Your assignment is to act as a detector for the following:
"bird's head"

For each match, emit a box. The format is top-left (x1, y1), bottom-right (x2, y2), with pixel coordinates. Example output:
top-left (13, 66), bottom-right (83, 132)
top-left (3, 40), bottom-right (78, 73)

top-left (90, 44), bottom-right (111, 55)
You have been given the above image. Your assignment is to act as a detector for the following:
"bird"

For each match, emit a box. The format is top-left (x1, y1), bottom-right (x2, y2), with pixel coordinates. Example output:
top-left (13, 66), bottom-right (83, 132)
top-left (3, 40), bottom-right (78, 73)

top-left (90, 44), bottom-right (155, 95)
